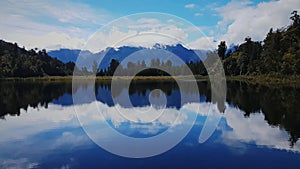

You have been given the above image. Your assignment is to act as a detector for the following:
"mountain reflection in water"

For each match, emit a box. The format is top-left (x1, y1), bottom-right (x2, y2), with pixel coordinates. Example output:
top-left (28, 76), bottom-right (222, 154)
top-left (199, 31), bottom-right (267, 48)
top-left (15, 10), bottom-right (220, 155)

top-left (0, 80), bottom-right (299, 169)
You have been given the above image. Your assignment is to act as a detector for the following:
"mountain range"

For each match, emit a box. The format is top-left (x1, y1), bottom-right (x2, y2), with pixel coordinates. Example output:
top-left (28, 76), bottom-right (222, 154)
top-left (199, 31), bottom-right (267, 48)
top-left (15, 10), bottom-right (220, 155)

top-left (48, 44), bottom-right (208, 70)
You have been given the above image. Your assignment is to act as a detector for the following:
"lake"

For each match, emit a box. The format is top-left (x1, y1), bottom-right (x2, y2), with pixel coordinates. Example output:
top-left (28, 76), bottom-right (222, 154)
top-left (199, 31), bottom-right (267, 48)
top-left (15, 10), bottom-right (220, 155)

top-left (0, 80), bottom-right (299, 169)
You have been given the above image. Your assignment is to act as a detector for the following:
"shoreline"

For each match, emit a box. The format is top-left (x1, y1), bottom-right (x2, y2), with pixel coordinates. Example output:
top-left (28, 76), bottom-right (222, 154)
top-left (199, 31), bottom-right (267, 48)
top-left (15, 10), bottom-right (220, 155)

top-left (1, 75), bottom-right (300, 86)
top-left (226, 75), bottom-right (300, 87)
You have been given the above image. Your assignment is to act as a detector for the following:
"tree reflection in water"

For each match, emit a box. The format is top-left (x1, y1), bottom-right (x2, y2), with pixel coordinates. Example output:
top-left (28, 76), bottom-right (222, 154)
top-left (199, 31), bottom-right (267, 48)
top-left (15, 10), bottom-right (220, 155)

top-left (0, 80), bottom-right (299, 146)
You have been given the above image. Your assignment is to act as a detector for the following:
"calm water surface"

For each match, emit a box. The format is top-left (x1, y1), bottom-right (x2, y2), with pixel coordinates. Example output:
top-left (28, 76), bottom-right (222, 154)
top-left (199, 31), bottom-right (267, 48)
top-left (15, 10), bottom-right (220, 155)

top-left (0, 81), bottom-right (299, 169)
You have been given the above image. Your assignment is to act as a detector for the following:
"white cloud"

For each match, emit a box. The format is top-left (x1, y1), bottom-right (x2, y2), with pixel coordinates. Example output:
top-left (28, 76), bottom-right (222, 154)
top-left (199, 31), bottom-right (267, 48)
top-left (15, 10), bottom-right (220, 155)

top-left (4, 32), bottom-right (86, 51)
top-left (1, 158), bottom-right (38, 169)
top-left (185, 4), bottom-right (196, 9)
top-left (76, 101), bottom-right (188, 128)
top-left (84, 18), bottom-right (190, 52)
top-left (215, 0), bottom-right (300, 45)
top-left (0, 104), bottom-right (77, 142)
top-left (0, 2), bottom-right (207, 51)
top-left (0, 0), bottom-right (112, 50)
top-left (54, 132), bottom-right (91, 148)
top-left (0, 1), bottom-right (212, 51)
top-left (194, 13), bottom-right (203, 17)
top-left (187, 36), bottom-right (218, 50)
top-left (0, 100), bottom-right (187, 142)
top-left (2, 0), bottom-right (299, 51)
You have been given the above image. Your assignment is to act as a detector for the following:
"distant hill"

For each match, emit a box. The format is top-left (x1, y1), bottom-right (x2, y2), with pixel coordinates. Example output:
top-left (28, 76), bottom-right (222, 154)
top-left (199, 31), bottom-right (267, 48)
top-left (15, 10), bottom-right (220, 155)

top-left (48, 44), bottom-right (208, 70)
top-left (0, 40), bottom-right (75, 77)
top-left (48, 48), bottom-right (81, 63)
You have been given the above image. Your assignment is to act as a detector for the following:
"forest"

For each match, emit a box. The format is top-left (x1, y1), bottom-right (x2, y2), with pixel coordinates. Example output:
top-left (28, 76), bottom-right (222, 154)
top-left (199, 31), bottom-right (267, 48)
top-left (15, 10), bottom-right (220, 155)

top-left (0, 40), bottom-right (75, 77)
top-left (220, 10), bottom-right (300, 76)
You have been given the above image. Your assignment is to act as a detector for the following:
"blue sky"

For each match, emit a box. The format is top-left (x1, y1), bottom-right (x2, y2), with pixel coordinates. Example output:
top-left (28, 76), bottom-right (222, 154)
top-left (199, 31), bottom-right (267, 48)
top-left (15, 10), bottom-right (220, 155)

top-left (0, 0), bottom-right (299, 51)
top-left (72, 0), bottom-right (264, 26)
top-left (74, 0), bottom-right (226, 26)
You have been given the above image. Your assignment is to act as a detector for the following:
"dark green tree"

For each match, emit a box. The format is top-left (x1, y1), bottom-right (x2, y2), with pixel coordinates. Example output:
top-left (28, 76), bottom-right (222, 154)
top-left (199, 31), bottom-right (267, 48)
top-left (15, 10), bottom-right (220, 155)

top-left (218, 41), bottom-right (227, 60)
top-left (108, 59), bottom-right (121, 76)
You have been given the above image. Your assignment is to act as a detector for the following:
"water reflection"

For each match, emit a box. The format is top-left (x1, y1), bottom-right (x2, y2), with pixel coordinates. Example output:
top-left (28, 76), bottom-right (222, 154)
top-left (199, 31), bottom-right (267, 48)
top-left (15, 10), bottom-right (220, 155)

top-left (0, 81), bottom-right (299, 168)
top-left (226, 81), bottom-right (300, 147)
top-left (222, 105), bottom-right (300, 152)
top-left (0, 82), bottom-right (73, 117)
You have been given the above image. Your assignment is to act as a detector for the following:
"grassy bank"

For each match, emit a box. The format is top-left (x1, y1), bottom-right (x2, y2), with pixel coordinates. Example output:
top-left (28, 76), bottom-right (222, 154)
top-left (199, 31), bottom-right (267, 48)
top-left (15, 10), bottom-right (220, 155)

top-left (226, 75), bottom-right (300, 86)
top-left (1, 75), bottom-right (300, 86)
top-left (96, 75), bottom-right (205, 81)
top-left (0, 75), bottom-right (204, 82)
top-left (0, 76), bottom-right (74, 82)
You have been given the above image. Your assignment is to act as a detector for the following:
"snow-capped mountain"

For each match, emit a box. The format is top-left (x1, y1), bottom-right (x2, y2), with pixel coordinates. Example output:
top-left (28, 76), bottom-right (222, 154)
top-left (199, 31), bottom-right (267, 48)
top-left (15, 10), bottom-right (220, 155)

top-left (48, 44), bottom-right (208, 69)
